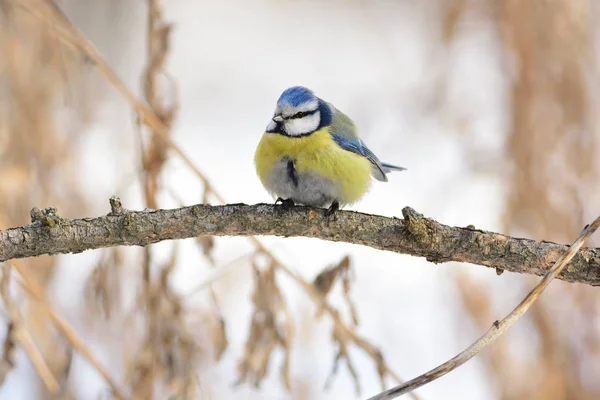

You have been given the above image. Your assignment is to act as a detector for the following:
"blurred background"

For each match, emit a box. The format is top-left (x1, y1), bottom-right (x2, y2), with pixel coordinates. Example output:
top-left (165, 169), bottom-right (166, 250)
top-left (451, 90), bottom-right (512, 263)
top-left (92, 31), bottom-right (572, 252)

top-left (1, 0), bottom-right (600, 399)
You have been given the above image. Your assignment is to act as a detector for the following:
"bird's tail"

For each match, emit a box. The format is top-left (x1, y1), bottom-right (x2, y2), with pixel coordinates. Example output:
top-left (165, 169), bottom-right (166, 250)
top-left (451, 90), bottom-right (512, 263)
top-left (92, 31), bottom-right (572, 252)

top-left (381, 162), bottom-right (407, 173)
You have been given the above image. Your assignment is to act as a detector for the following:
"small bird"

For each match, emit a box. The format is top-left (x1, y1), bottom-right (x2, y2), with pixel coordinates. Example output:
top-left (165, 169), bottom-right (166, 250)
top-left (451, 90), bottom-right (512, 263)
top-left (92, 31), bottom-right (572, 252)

top-left (254, 86), bottom-right (406, 215)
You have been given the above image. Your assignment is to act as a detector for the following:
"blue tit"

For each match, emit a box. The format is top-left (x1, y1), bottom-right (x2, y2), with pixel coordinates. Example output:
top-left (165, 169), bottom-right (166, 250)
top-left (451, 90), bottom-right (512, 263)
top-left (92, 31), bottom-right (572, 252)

top-left (254, 86), bottom-right (405, 215)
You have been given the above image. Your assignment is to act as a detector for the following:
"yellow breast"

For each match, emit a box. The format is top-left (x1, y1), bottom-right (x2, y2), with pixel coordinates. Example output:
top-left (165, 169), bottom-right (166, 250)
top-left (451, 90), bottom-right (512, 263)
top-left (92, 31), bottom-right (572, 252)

top-left (253, 128), bottom-right (373, 205)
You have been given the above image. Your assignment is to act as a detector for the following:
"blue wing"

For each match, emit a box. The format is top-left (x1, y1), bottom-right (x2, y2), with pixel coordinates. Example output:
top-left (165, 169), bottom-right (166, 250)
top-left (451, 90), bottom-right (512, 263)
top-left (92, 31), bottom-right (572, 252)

top-left (322, 100), bottom-right (405, 181)
top-left (330, 134), bottom-right (389, 181)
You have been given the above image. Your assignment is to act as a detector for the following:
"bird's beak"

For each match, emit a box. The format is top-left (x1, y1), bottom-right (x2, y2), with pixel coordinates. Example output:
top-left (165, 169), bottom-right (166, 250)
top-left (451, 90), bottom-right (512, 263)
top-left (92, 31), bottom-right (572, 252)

top-left (272, 115), bottom-right (284, 123)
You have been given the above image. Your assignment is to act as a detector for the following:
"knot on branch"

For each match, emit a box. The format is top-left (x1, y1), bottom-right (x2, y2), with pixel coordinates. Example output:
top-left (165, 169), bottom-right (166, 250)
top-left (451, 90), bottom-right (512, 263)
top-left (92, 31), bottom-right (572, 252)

top-left (402, 207), bottom-right (430, 244)
top-left (30, 207), bottom-right (62, 228)
top-left (108, 196), bottom-right (125, 215)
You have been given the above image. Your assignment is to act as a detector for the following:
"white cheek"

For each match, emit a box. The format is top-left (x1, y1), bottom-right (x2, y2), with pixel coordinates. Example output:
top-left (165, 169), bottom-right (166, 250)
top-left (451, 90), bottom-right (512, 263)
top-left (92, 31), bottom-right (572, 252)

top-left (285, 113), bottom-right (320, 136)
top-left (266, 120), bottom-right (277, 131)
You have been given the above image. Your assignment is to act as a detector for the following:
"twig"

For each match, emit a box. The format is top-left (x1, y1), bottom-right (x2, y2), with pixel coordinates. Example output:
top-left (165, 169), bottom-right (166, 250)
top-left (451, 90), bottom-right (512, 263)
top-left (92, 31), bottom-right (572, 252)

top-left (366, 216), bottom-right (600, 399)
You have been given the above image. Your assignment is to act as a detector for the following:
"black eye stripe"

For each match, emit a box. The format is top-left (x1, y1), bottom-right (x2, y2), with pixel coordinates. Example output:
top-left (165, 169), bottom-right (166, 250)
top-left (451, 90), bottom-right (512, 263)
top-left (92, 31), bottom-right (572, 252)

top-left (286, 109), bottom-right (318, 120)
top-left (290, 111), bottom-right (310, 119)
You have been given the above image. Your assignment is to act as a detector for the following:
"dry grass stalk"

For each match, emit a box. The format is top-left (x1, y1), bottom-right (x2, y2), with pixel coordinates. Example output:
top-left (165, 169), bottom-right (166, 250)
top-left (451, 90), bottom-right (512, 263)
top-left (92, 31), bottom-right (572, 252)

top-left (142, 0), bottom-right (176, 210)
top-left (0, 319), bottom-right (16, 387)
top-left (17, 329), bottom-right (61, 395)
top-left (274, 253), bottom-right (418, 399)
top-left (123, 1), bottom-right (201, 398)
top-left (442, 0), bottom-right (468, 41)
top-left (0, 267), bottom-right (18, 387)
top-left (236, 260), bottom-right (293, 390)
top-left (167, 188), bottom-right (229, 364)
top-left (207, 287), bottom-right (228, 363)
top-left (313, 255), bottom-right (358, 327)
top-left (125, 246), bottom-right (202, 399)
top-left (85, 249), bottom-right (123, 321)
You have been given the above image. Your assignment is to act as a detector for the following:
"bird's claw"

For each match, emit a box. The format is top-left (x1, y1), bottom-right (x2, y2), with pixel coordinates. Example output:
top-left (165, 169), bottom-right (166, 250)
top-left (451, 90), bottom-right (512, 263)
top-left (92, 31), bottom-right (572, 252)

top-left (324, 200), bottom-right (339, 218)
top-left (275, 197), bottom-right (295, 209)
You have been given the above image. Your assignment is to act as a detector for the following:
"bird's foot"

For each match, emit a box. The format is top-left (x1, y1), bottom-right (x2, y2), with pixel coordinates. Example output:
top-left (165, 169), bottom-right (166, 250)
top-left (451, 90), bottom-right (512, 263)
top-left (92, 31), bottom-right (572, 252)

top-left (324, 200), bottom-right (339, 218)
top-left (275, 197), bottom-right (295, 209)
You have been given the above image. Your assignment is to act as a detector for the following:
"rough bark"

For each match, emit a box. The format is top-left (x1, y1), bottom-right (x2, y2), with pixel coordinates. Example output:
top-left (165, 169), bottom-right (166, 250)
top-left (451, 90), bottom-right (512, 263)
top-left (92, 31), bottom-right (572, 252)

top-left (1, 199), bottom-right (598, 286)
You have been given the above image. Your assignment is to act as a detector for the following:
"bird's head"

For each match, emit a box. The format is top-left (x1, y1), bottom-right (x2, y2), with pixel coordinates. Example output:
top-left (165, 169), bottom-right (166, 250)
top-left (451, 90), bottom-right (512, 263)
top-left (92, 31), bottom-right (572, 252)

top-left (266, 86), bottom-right (324, 137)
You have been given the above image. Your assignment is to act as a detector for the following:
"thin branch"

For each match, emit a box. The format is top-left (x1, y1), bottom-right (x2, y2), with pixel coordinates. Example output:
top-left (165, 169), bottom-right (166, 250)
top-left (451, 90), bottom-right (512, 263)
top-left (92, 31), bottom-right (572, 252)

top-left (2, 202), bottom-right (600, 286)
top-left (367, 216), bottom-right (600, 399)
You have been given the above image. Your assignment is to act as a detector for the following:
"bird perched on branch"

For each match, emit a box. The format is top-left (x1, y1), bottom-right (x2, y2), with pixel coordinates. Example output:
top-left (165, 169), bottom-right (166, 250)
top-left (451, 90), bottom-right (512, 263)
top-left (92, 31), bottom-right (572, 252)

top-left (254, 86), bottom-right (405, 216)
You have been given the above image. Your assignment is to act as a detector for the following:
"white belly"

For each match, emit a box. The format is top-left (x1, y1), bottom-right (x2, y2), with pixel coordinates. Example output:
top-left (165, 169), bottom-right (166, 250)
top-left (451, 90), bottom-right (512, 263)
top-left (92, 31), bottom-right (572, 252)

top-left (264, 158), bottom-right (339, 208)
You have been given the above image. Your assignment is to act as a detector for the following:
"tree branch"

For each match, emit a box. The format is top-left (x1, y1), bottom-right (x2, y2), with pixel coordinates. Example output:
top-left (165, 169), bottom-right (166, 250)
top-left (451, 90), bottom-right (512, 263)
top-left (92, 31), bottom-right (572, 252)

top-left (1, 200), bottom-right (599, 286)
